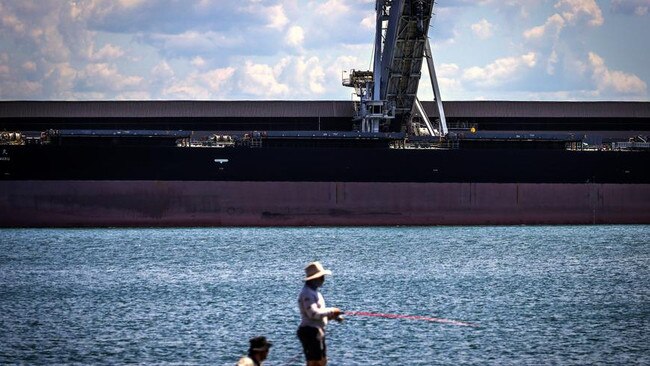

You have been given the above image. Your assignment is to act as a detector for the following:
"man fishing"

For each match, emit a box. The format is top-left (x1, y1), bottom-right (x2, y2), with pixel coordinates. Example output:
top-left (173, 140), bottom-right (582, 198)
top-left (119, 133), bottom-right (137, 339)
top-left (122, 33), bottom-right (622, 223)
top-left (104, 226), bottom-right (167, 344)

top-left (297, 261), bottom-right (342, 366)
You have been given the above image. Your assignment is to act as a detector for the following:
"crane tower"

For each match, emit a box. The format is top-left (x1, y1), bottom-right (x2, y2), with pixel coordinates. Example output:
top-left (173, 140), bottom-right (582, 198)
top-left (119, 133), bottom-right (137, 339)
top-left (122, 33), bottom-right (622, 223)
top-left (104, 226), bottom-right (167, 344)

top-left (343, 0), bottom-right (447, 136)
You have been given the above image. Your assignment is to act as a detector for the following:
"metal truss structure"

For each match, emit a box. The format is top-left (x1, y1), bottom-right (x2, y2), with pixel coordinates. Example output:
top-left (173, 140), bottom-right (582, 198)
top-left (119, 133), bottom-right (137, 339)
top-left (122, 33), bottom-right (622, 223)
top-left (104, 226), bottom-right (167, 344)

top-left (343, 0), bottom-right (447, 136)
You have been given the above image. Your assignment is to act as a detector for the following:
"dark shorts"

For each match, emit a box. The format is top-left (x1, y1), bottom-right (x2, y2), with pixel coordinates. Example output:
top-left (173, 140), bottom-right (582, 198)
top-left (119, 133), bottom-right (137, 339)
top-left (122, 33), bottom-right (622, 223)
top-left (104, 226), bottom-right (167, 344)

top-left (297, 326), bottom-right (326, 361)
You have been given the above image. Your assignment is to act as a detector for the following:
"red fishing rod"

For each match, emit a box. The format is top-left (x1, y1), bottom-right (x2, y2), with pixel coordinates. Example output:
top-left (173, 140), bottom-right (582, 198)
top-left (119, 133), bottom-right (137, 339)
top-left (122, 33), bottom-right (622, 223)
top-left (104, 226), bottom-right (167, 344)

top-left (343, 311), bottom-right (478, 327)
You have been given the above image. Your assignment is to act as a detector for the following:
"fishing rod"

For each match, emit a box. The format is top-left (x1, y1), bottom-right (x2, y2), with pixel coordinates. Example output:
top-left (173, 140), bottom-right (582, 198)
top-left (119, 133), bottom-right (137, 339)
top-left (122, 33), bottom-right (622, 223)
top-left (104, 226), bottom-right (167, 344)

top-left (343, 311), bottom-right (478, 327)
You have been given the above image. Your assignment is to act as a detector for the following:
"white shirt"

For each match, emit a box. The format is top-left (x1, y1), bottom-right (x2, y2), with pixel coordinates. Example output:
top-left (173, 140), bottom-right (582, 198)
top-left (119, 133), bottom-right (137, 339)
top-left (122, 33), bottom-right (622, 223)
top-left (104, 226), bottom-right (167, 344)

top-left (236, 355), bottom-right (261, 366)
top-left (298, 284), bottom-right (337, 333)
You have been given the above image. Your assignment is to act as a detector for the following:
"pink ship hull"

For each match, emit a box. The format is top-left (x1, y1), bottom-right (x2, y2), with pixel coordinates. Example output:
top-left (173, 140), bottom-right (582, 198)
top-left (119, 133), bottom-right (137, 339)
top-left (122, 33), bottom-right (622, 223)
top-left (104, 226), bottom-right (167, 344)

top-left (1, 181), bottom-right (649, 227)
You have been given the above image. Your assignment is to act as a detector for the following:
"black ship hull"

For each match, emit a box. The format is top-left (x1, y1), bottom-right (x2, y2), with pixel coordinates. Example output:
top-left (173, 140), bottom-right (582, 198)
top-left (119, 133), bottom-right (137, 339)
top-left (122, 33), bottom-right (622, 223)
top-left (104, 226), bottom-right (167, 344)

top-left (1, 144), bottom-right (649, 226)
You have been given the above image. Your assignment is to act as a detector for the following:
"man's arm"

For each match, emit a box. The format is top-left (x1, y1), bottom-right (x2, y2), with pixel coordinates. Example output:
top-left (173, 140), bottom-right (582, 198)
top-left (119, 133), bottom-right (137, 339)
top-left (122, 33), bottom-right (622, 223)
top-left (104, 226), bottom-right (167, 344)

top-left (300, 294), bottom-right (341, 320)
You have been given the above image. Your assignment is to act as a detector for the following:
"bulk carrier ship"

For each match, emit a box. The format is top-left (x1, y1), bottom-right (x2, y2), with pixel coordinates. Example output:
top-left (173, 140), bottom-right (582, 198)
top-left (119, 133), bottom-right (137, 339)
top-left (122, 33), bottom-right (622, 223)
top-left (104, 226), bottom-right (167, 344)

top-left (1, 0), bottom-right (649, 227)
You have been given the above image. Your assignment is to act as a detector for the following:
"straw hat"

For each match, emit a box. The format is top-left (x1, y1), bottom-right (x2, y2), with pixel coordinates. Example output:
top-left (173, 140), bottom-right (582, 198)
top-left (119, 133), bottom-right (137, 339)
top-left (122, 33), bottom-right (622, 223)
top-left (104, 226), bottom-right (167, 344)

top-left (304, 261), bottom-right (332, 281)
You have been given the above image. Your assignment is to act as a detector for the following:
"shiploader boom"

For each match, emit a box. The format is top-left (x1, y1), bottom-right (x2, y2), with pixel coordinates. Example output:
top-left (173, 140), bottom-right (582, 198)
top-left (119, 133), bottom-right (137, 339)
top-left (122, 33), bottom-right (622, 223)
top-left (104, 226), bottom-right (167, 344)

top-left (344, 0), bottom-right (447, 135)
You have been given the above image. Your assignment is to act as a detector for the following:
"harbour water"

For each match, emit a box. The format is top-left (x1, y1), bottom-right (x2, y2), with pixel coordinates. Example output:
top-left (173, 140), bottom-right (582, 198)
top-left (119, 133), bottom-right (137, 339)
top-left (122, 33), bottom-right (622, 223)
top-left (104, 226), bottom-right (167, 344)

top-left (1, 226), bottom-right (648, 365)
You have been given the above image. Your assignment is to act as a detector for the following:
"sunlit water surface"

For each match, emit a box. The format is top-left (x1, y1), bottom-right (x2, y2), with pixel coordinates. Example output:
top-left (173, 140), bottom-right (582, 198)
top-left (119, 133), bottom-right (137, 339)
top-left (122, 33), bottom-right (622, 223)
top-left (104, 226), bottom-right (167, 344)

top-left (1, 226), bottom-right (648, 365)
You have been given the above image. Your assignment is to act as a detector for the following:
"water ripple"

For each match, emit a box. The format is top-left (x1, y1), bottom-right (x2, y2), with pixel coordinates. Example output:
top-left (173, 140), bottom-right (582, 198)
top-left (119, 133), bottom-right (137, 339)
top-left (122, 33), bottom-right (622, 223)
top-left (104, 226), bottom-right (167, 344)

top-left (1, 226), bottom-right (649, 365)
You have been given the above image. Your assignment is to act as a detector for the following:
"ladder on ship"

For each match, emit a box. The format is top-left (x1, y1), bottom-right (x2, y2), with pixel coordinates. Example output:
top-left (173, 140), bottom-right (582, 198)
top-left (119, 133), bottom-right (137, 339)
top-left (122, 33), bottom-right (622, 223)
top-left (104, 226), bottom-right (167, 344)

top-left (343, 0), bottom-right (447, 136)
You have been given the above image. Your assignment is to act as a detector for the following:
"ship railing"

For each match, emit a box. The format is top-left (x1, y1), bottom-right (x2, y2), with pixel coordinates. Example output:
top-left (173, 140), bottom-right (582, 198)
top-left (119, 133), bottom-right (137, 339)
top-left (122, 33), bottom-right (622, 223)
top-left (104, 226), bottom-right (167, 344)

top-left (250, 139), bottom-right (262, 148)
top-left (189, 141), bottom-right (236, 148)
top-left (187, 134), bottom-right (236, 148)
top-left (566, 142), bottom-right (585, 151)
top-left (611, 141), bottom-right (650, 150)
top-left (240, 131), bottom-right (264, 148)
top-left (564, 142), bottom-right (650, 151)
top-left (402, 139), bottom-right (459, 150)
top-left (24, 136), bottom-right (42, 145)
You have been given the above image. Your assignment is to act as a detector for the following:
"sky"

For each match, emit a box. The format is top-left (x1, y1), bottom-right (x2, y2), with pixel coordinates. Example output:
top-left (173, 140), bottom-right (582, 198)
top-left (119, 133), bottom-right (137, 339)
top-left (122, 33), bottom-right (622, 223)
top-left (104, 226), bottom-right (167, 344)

top-left (0, 0), bottom-right (648, 101)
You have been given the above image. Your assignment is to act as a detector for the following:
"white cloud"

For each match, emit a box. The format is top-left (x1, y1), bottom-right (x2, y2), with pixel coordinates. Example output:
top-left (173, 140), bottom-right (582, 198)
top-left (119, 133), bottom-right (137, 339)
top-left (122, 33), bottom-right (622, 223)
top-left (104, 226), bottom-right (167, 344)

top-left (239, 60), bottom-right (289, 97)
top-left (191, 56), bottom-right (206, 69)
top-left (291, 56), bottom-right (326, 94)
top-left (148, 31), bottom-right (243, 54)
top-left (204, 67), bottom-right (236, 92)
top-left (115, 91), bottom-right (151, 100)
top-left (463, 52), bottom-right (537, 87)
top-left (481, 0), bottom-right (546, 19)
top-left (524, 0), bottom-right (602, 44)
top-left (316, 0), bottom-right (350, 16)
top-left (78, 63), bottom-right (143, 92)
top-left (547, 49), bottom-right (558, 75)
top-left (555, 0), bottom-right (603, 26)
top-left (285, 26), bottom-right (305, 48)
top-left (0, 6), bottom-right (27, 34)
top-left (90, 44), bottom-right (124, 61)
top-left (439, 63), bottom-right (461, 77)
top-left (161, 67), bottom-right (235, 99)
top-left (22, 61), bottom-right (37, 72)
top-left (163, 83), bottom-right (210, 100)
top-left (118, 0), bottom-right (146, 9)
top-left (0, 0), bottom-right (647, 101)
top-left (309, 69), bottom-right (326, 94)
top-left (0, 80), bottom-right (41, 99)
top-left (360, 13), bottom-right (375, 29)
top-left (435, 63), bottom-right (463, 97)
top-left (588, 52), bottom-right (646, 95)
top-left (69, 1), bottom-right (83, 20)
top-left (524, 13), bottom-right (565, 39)
top-left (151, 61), bottom-right (175, 80)
top-left (248, 56), bottom-right (330, 97)
top-left (471, 19), bottom-right (494, 39)
top-left (44, 63), bottom-right (77, 99)
top-left (266, 4), bottom-right (289, 29)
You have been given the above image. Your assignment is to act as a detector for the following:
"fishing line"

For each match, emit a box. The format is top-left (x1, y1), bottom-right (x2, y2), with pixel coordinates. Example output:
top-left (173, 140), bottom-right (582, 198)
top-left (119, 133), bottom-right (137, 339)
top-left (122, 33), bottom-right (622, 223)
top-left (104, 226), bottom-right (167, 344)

top-left (344, 311), bottom-right (478, 327)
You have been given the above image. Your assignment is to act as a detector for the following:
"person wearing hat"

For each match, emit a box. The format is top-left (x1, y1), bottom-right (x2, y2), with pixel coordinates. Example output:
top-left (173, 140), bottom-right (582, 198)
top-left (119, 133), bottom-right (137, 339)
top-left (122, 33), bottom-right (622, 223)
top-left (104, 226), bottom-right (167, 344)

top-left (297, 261), bottom-right (342, 366)
top-left (237, 336), bottom-right (272, 366)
